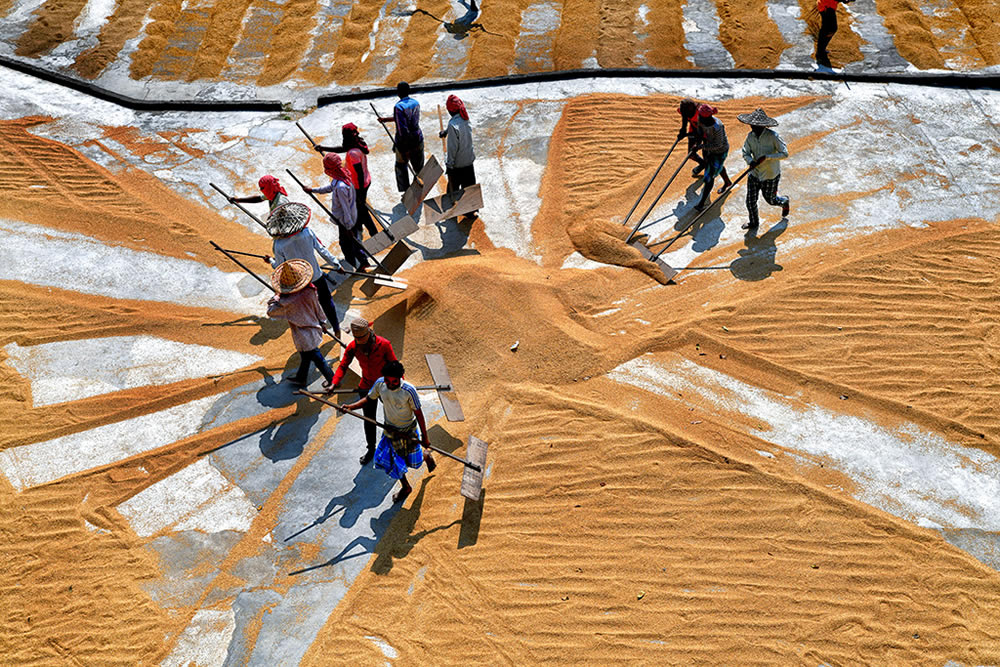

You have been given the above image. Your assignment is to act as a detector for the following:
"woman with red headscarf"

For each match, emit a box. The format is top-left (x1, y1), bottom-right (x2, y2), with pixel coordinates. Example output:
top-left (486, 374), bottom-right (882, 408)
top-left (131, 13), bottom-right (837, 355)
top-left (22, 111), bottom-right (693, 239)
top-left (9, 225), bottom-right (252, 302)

top-left (438, 94), bottom-right (477, 199)
top-left (230, 174), bottom-right (290, 211)
top-left (304, 154), bottom-right (369, 270)
top-left (692, 104), bottom-right (733, 211)
top-left (314, 123), bottom-right (377, 238)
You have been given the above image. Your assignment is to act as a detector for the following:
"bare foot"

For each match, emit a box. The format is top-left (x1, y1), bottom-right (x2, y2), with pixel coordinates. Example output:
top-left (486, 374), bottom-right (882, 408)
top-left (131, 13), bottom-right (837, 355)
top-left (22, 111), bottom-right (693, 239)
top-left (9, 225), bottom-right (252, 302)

top-left (425, 452), bottom-right (437, 472)
top-left (392, 485), bottom-right (411, 504)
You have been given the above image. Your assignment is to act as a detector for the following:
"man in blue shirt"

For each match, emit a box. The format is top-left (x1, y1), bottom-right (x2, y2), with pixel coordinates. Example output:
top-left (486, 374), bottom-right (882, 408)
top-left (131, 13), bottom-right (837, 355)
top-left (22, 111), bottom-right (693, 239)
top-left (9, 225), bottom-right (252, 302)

top-left (379, 81), bottom-right (425, 193)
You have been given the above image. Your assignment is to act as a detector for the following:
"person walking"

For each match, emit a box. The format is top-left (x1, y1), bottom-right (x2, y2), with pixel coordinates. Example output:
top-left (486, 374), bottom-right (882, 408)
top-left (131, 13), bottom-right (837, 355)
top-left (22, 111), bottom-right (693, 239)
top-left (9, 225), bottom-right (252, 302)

top-left (343, 360), bottom-right (437, 504)
top-left (264, 202), bottom-right (341, 331)
top-left (266, 259), bottom-right (336, 390)
top-left (738, 108), bottom-right (790, 231)
top-left (304, 154), bottom-right (369, 271)
top-left (677, 98), bottom-right (707, 177)
top-left (815, 0), bottom-right (855, 69)
top-left (230, 174), bottom-right (290, 212)
top-left (694, 104), bottom-right (732, 211)
top-left (329, 316), bottom-right (398, 466)
top-left (378, 81), bottom-right (425, 193)
top-left (438, 94), bottom-right (476, 194)
top-left (314, 123), bottom-right (377, 238)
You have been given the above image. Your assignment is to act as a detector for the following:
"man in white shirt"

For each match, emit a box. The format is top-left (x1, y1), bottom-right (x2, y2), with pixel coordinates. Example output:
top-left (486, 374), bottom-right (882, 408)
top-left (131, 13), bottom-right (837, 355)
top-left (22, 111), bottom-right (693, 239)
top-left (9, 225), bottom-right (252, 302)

top-left (738, 108), bottom-right (790, 232)
top-left (344, 360), bottom-right (437, 503)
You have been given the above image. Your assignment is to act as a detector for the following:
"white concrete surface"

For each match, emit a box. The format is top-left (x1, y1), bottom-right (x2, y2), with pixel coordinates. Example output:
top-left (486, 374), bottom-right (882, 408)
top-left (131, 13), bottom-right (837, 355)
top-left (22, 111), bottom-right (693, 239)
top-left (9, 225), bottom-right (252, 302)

top-left (118, 458), bottom-right (258, 537)
top-left (3, 336), bottom-right (262, 407)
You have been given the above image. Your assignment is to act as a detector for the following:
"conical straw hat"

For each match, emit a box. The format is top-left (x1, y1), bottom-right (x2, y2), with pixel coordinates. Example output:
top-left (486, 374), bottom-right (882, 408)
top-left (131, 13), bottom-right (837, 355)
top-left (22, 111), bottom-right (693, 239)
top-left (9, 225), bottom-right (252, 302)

top-left (266, 202), bottom-right (311, 238)
top-left (737, 108), bottom-right (779, 127)
top-left (271, 259), bottom-right (313, 294)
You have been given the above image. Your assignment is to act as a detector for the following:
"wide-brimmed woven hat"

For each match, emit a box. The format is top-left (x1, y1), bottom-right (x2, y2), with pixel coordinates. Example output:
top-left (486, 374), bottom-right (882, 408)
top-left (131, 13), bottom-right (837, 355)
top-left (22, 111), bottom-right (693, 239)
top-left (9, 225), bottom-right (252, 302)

top-left (266, 202), bottom-right (310, 238)
top-left (271, 259), bottom-right (313, 294)
top-left (737, 108), bottom-right (779, 127)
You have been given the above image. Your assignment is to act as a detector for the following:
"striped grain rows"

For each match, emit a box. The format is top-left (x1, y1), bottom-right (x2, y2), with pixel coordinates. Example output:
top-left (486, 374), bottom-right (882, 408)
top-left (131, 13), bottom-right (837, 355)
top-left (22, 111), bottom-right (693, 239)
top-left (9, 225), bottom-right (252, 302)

top-left (6, 0), bottom-right (998, 92)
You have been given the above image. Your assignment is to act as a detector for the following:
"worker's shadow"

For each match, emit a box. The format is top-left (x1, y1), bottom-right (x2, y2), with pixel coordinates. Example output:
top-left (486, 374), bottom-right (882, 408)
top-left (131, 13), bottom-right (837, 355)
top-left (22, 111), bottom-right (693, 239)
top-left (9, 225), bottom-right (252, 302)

top-left (282, 465), bottom-right (395, 543)
top-left (671, 183), bottom-right (727, 253)
top-left (201, 316), bottom-right (287, 345)
top-left (401, 204), bottom-right (481, 261)
top-left (730, 217), bottom-right (787, 282)
top-left (289, 477), bottom-right (455, 576)
top-left (257, 394), bottom-right (323, 462)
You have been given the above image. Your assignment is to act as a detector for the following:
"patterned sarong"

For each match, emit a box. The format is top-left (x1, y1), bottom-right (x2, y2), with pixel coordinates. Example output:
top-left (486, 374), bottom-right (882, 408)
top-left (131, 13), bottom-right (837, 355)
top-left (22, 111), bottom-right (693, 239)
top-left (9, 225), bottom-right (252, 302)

top-left (373, 422), bottom-right (423, 480)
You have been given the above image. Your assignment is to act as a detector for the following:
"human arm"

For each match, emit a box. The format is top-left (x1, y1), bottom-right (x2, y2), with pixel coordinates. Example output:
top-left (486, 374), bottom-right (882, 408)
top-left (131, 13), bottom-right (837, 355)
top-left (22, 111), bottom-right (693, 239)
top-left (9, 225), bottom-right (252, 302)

top-left (266, 294), bottom-right (288, 319)
top-left (310, 181), bottom-right (334, 195)
top-left (309, 229), bottom-right (340, 268)
top-left (329, 342), bottom-right (357, 388)
top-left (314, 144), bottom-right (347, 154)
top-left (764, 132), bottom-right (788, 162)
top-left (230, 194), bottom-right (266, 204)
top-left (445, 124), bottom-right (458, 169)
top-left (343, 394), bottom-right (370, 411)
top-left (415, 408), bottom-right (430, 447)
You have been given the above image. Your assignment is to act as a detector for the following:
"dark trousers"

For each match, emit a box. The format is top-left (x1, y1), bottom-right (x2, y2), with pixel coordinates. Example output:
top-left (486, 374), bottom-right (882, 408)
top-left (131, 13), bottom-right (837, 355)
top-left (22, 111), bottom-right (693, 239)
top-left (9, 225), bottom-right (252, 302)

top-left (359, 388), bottom-right (379, 455)
top-left (746, 174), bottom-right (788, 227)
top-left (294, 348), bottom-right (333, 385)
top-left (816, 8), bottom-right (838, 67)
top-left (313, 277), bottom-right (340, 330)
top-left (338, 224), bottom-right (368, 269)
top-left (394, 139), bottom-right (425, 192)
top-left (446, 164), bottom-right (477, 193)
top-left (355, 184), bottom-right (377, 237)
top-left (687, 135), bottom-right (706, 172)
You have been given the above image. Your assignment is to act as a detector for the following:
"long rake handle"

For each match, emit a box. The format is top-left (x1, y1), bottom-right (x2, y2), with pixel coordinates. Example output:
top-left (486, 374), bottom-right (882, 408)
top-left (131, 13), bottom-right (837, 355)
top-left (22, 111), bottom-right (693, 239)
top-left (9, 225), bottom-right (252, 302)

top-left (211, 241), bottom-right (274, 292)
top-left (651, 164), bottom-right (754, 260)
top-left (298, 121), bottom-right (393, 236)
top-left (622, 134), bottom-right (683, 228)
top-left (284, 168), bottom-right (391, 275)
top-left (370, 102), bottom-right (419, 179)
top-left (297, 390), bottom-right (481, 471)
top-left (210, 182), bottom-right (268, 230)
top-left (219, 247), bottom-right (269, 260)
top-left (625, 150), bottom-right (697, 244)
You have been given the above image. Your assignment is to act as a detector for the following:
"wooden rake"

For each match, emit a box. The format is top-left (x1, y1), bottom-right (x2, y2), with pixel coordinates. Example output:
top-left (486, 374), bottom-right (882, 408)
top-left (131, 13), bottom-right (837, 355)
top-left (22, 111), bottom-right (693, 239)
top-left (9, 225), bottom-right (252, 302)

top-left (633, 164), bottom-right (754, 282)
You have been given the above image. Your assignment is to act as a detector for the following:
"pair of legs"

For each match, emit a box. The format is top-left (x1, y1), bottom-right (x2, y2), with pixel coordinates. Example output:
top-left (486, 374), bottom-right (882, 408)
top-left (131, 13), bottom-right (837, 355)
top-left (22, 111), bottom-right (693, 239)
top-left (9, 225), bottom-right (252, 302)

top-left (355, 184), bottom-right (377, 237)
top-left (313, 277), bottom-right (340, 330)
top-left (446, 163), bottom-right (476, 192)
top-left (687, 135), bottom-right (706, 176)
top-left (394, 140), bottom-right (426, 192)
top-left (372, 428), bottom-right (437, 503)
top-left (446, 163), bottom-right (479, 220)
top-left (337, 223), bottom-right (369, 270)
top-left (358, 388), bottom-right (379, 465)
top-left (816, 8), bottom-right (838, 67)
top-left (744, 174), bottom-right (789, 229)
top-left (293, 348), bottom-right (333, 387)
top-left (696, 152), bottom-right (732, 210)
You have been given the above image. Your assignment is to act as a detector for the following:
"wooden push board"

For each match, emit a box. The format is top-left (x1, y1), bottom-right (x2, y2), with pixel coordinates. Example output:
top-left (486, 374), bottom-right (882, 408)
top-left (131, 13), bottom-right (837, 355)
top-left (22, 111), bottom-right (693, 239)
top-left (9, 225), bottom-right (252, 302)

top-left (402, 155), bottom-right (444, 214)
top-left (360, 241), bottom-right (414, 298)
top-left (363, 214), bottom-right (419, 256)
top-left (461, 435), bottom-right (489, 501)
top-left (629, 240), bottom-right (679, 282)
top-left (425, 353), bottom-right (464, 422)
top-left (421, 184), bottom-right (483, 225)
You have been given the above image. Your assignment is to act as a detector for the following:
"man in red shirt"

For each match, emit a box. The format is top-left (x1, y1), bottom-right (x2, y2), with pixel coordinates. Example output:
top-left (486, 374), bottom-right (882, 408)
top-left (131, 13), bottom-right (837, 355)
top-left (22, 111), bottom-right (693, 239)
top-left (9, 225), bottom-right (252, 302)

top-left (330, 316), bottom-right (398, 465)
top-left (816, 0), bottom-right (854, 69)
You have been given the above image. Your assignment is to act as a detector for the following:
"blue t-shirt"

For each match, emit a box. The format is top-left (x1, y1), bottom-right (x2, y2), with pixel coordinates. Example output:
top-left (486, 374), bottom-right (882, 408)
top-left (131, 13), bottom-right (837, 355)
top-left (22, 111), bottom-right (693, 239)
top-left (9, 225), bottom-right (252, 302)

top-left (394, 97), bottom-right (423, 145)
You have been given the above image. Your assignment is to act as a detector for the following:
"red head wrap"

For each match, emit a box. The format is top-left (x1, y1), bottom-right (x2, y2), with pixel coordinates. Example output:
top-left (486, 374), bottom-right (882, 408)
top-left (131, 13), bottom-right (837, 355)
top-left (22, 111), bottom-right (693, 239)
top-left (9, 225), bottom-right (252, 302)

top-left (697, 104), bottom-right (718, 118)
top-left (341, 122), bottom-right (369, 154)
top-left (323, 153), bottom-right (353, 184)
top-left (257, 175), bottom-right (287, 201)
top-left (446, 94), bottom-right (469, 121)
